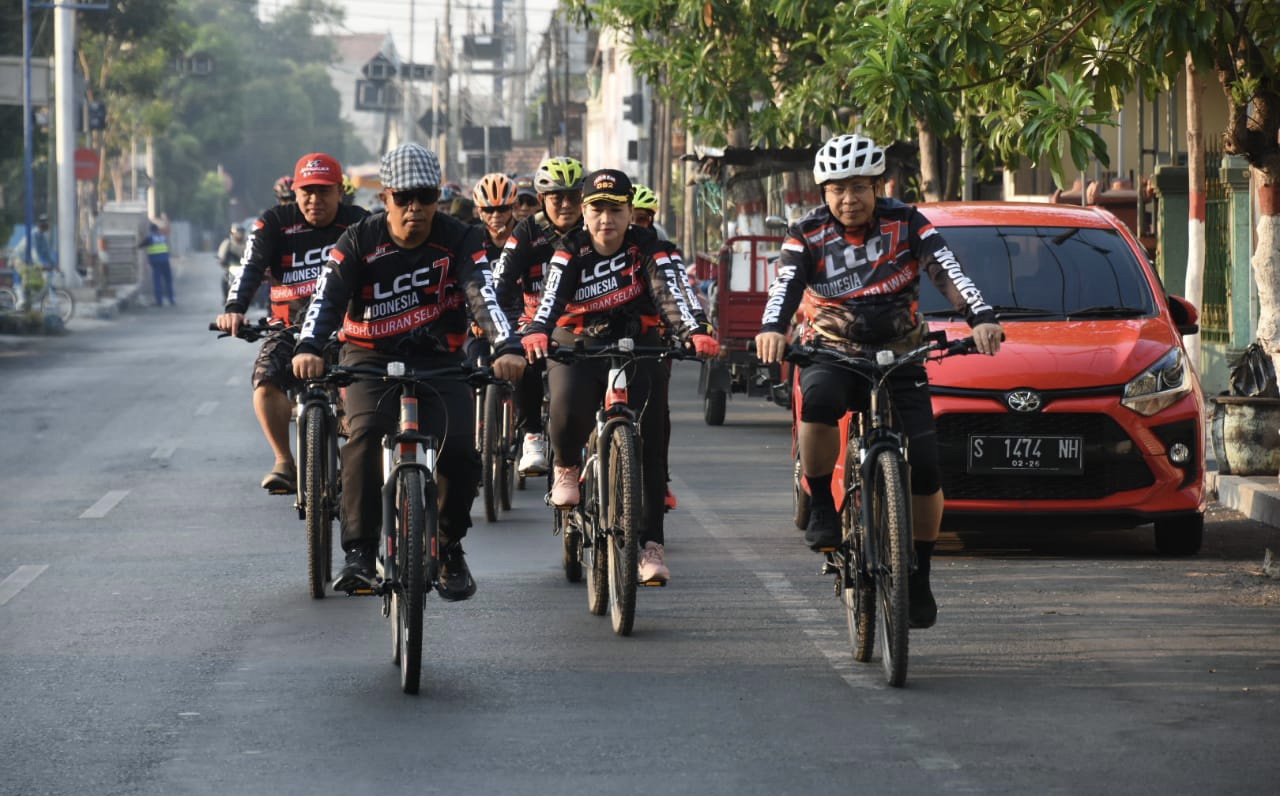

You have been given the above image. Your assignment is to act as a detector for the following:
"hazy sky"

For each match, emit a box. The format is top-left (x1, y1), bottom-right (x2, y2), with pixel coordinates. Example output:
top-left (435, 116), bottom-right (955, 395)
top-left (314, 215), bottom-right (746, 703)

top-left (259, 0), bottom-right (559, 65)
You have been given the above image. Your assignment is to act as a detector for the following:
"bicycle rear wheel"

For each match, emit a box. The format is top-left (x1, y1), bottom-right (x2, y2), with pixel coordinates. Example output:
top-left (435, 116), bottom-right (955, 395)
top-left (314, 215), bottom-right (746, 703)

top-left (482, 384), bottom-right (503, 522)
top-left (841, 454), bottom-right (875, 663)
top-left (395, 469), bottom-right (428, 694)
top-left (303, 405), bottom-right (333, 599)
top-left (583, 451), bottom-right (607, 614)
top-left (605, 425), bottom-right (640, 636)
top-left (870, 450), bottom-right (911, 687)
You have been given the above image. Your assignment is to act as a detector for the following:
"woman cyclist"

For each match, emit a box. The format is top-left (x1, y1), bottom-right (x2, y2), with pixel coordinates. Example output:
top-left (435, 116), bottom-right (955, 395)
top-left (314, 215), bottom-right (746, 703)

top-left (754, 133), bottom-right (1003, 629)
top-left (521, 169), bottom-right (719, 583)
top-left (473, 173), bottom-right (519, 253)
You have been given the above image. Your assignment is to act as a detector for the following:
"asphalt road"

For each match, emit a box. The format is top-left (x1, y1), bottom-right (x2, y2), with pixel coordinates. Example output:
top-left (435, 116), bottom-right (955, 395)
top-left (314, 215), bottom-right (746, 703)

top-left (1, 261), bottom-right (1278, 795)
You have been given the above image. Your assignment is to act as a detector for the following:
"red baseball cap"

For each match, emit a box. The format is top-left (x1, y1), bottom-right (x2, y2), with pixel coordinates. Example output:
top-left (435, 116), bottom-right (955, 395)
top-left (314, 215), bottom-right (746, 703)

top-left (292, 153), bottom-right (342, 188)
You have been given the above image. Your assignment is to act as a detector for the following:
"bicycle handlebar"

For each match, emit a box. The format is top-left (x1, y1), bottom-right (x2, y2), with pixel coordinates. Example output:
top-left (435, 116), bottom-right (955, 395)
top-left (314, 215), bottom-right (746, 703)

top-left (327, 361), bottom-right (500, 390)
top-left (782, 330), bottom-right (978, 372)
top-left (207, 317), bottom-right (293, 343)
top-left (544, 338), bottom-right (697, 364)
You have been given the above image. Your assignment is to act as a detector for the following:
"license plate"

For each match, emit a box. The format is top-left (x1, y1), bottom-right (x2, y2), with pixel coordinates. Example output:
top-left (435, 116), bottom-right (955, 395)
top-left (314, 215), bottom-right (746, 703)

top-left (967, 435), bottom-right (1083, 475)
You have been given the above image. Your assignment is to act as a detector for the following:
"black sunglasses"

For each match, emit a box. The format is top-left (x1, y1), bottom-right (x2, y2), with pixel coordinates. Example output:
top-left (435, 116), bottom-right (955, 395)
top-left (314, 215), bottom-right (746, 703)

top-left (517, 196), bottom-right (539, 206)
top-left (389, 186), bottom-right (441, 207)
top-left (479, 205), bottom-right (512, 214)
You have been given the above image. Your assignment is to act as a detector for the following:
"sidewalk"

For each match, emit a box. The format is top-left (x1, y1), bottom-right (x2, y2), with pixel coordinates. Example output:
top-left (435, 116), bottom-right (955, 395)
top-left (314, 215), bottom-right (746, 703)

top-left (1207, 463), bottom-right (1280, 527)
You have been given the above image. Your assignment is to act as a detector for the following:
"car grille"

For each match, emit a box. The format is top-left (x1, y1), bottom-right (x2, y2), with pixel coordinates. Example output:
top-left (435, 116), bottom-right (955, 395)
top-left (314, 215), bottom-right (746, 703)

top-left (935, 412), bottom-right (1154, 500)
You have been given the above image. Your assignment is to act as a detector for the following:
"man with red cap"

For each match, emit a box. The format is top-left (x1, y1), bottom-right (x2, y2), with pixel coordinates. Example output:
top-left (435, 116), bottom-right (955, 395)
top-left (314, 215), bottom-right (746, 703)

top-left (216, 152), bottom-right (369, 494)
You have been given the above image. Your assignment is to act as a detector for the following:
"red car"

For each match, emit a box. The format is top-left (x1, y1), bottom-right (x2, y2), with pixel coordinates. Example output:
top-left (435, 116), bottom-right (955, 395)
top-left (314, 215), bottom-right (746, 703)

top-left (791, 202), bottom-right (1206, 555)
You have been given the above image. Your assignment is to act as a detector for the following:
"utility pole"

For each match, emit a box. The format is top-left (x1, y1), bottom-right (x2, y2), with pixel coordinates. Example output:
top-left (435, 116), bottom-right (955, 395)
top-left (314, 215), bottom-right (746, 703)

top-left (54, 1), bottom-right (76, 282)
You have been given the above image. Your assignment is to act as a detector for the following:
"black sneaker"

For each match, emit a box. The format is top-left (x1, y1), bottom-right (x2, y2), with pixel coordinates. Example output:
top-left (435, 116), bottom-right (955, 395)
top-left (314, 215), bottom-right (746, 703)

top-left (804, 504), bottom-right (841, 551)
top-left (436, 543), bottom-right (477, 602)
top-left (332, 548), bottom-right (375, 592)
top-left (908, 572), bottom-right (938, 629)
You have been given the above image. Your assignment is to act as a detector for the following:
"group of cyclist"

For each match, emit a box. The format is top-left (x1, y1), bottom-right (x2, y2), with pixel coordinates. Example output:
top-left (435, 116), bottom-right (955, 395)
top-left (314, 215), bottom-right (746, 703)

top-left (216, 130), bottom-right (1004, 631)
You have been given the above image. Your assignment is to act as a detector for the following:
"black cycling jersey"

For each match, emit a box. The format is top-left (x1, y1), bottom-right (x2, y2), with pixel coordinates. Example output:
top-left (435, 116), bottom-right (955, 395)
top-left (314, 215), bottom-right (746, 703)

top-left (761, 198), bottom-right (995, 349)
top-left (226, 202), bottom-right (369, 325)
top-left (522, 226), bottom-right (700, 341)
top-left (295, 211), bottom-right (516, 358)
top-left (491, 211), bottom-right (583, 327)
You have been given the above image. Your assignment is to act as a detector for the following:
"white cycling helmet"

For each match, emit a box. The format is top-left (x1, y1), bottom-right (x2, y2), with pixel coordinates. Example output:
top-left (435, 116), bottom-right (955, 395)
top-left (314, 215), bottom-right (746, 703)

top-left (813, 134), bottom-right (886, 184)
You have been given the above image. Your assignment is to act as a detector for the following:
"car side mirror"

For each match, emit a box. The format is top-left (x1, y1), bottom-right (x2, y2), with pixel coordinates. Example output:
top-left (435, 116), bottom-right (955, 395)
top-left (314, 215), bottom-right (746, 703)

top-left (1166, 295), bottom-right (1199, 336)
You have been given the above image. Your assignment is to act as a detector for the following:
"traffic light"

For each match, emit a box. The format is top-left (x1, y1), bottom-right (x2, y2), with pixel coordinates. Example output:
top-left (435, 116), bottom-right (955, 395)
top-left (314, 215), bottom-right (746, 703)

top-left (623, 93), bottom-right (644, 125)
top-left (87, 102), bottom-right (106, 131)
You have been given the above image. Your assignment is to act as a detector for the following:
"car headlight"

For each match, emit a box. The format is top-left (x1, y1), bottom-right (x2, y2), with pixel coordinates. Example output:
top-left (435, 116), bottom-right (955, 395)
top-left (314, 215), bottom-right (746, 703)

top-left (1121, 347), bottom-right (1193, 416)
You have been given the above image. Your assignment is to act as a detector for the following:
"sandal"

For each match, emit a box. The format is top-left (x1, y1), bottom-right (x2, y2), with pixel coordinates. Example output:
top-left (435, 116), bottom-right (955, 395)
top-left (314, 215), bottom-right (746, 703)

top-left (261, 463), bottom-right (296, 494)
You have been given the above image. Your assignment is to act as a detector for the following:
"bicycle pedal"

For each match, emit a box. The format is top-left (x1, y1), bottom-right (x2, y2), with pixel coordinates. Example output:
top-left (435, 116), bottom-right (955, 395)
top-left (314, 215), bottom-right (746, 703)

top-left (267, 488), bottom-right (292, 496)
top-left (347, 587), bottom-right (377, 596)
top-left (641, 579), bottom-right (668, 588)
top-left (814, 544), bottom-right (838, 553)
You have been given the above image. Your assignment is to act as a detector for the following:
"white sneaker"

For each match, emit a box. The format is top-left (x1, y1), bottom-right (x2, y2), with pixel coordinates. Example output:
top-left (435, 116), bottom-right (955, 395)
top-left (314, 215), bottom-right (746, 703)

top-left (550, 465), bottom-right (580, 507)
top-left (638, 542), bottom-right (670, 583)
top-left (518, 432), bottom-right (550, 475)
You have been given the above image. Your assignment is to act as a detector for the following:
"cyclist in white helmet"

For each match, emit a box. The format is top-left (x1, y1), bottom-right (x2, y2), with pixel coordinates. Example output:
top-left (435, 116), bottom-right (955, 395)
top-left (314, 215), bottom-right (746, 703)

top-left (754, 133), bottom-right (1003, 630)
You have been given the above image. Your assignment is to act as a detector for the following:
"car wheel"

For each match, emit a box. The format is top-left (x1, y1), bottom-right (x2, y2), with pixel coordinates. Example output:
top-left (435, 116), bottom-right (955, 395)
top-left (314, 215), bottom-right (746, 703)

top-left (1154, 513), bottom-right (1204, 556)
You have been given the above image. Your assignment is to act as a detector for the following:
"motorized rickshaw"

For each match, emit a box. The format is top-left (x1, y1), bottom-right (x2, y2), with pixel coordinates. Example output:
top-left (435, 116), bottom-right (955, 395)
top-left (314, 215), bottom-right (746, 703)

top-left (684, 146), bottom-right (818, 425)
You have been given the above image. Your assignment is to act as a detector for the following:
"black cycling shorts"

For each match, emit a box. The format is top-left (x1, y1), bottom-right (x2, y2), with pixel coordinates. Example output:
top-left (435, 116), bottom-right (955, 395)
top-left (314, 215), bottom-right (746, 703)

top-left (251, 330), bottom-right (300, 392)
top-left (798, 360), bottom-right (941, 495)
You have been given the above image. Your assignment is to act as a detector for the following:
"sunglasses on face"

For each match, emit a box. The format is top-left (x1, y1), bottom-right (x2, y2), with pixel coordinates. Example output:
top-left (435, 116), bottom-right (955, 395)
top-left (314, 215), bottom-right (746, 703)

top-left (479, 205), bottom-right (512, 214)
top-left (517, 197), bottom-right (539, 207)
top-left (389, 186), bottom-right (441, 207)
top-left (545, 191), bottom-right (582, 206)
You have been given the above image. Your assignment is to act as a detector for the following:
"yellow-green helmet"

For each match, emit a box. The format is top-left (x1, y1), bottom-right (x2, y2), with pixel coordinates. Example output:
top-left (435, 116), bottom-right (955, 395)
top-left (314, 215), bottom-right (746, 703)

top-left (632, 184), bottom-right (659, 211)
top-left (534, 157), bottom-right (585, 194)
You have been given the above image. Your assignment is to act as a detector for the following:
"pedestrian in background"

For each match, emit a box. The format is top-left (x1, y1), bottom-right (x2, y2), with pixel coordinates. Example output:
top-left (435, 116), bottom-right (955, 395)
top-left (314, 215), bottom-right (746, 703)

top-left (138, 222), bottom-right (175, 306)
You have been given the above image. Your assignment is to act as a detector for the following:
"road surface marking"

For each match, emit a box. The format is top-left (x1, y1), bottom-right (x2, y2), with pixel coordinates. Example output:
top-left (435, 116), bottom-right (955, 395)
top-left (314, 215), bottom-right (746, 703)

top-left (0, 565), bottom-right (49, 606)
top-left (81, 489), bottom-right (129, 518)
top-left (151, 438), bottom-right (180, 459)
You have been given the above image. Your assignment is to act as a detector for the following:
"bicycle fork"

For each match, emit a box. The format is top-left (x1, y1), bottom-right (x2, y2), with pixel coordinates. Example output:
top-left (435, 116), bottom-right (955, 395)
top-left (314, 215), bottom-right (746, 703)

top-left (375, 394), bottom-right (437, 605)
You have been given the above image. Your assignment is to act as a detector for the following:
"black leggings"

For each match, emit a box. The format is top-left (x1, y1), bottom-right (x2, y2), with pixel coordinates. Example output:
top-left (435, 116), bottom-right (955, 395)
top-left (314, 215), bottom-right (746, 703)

top-left (546, 336), bottom-right (670, 545)
top-left (514, 357), bottom-right (546, 435)
top-left (339, 349), bottom-right (480, 552)
top-left (798, 360), bottom-right (942, 495)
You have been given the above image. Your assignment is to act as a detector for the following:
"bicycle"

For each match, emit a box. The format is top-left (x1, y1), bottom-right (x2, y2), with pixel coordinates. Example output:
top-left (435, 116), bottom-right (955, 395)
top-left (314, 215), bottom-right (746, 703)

top-left (547, 338), bottom-right (692, 636)
top-left (327, 359), bottom-right (498, 694)
top-left (783, 330), bottom-right (977, 687)
top-left (0, 261), bottom-right (74, 322)
top-left (209, 318), bottom-right (343, 599)
top-left (475, 376), bottom-right (517, 522)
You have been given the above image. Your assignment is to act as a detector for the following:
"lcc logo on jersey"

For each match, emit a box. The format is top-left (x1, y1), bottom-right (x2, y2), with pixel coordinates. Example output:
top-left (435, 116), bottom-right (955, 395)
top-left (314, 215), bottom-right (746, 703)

top-left (372, 257), bottom-right (449, 300)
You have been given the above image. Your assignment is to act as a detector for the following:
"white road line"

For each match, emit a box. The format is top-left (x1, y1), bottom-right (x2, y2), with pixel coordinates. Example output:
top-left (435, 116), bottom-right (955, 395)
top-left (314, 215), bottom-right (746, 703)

top-left (151, 438), bottom-right (180, 459)
top-left (0, 565), bottom-right (49, 606)
top-left (80, 489), bottom-right (130, 519)
top-left (195, 401), bottom-right (218, 416)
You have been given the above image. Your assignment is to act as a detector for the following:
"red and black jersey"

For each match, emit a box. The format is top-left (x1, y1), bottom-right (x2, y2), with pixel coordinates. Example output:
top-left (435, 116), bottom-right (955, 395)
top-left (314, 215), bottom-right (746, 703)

top-left (226, 202), bottom-right (369, 325)
top-left (295, 212), bottom-right (516, 358)
top-left (491, 211), bottom-right (582, 328)
top-left (522, 226), bottom-right (700, 341)
top-left (761, 198), bottom-right (995, 348)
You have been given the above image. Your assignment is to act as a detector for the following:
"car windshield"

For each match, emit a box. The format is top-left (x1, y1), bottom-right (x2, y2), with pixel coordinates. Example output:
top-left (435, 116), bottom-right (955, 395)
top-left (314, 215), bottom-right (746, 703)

top-left (919, 224), bottom-right (1156, 320)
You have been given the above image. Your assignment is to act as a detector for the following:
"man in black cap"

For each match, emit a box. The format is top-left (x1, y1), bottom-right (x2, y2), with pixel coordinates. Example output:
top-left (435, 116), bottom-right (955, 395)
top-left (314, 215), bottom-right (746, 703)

top-left (294, 142), bottom-right (526, 598)
top-left (520, 168), bottom-right (719, 583)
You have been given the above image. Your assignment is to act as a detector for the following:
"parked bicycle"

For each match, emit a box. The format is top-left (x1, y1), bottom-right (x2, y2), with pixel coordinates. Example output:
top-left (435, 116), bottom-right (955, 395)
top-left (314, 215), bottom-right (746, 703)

top-left (548, 338), bottom-right (693, 636)
top-left (327, 359), bottom-right (499, 694)
top-left (0, 262), bottom-right (74, 322)
top-left (209, 318), bottom-right (342, 598)
top-left (783, 330), bottom-right (977, 687)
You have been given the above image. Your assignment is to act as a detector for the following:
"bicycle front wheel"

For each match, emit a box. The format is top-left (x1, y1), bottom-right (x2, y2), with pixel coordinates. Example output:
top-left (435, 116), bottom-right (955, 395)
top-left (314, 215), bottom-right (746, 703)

top-left (870, 450), bottom-right (911, 687)
top-left (395, 469), bottom-right (428, 694)
top-left (482, 384), bottom-right (503, 522)
top-left (303, 405), bottom-right (332, 599)
top-left (605, 425), bottom-right (640, 636)
top-left (500, 390), bottom-right (516, 511)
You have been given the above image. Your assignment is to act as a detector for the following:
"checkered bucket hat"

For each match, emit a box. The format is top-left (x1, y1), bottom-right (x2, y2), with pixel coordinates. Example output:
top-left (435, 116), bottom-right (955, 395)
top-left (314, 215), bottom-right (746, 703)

top-left (380, 142), bottom-right (442, 190)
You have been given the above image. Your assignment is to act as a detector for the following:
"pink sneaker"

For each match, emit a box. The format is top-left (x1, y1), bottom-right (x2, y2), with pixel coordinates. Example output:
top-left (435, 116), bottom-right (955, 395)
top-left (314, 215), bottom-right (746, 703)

top-left (638, 542), bottom-right (670, 583)
top-left (551, 465), bottom-right (580, 507)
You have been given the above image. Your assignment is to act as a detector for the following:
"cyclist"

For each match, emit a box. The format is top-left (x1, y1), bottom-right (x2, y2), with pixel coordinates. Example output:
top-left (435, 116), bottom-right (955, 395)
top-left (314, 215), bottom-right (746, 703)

top-left (492, 156), bottom-right (587, 478)
top-left (216, 152), bottom-right (369, 494)
top-left (521, 168), bottom-right (719, 584)
top-left (753, 133), bottom-right (1003, 629)
top-left (631, 182), bottom-right (714, 512)
top-left (512, 176), bottom-right (538, 222)
top-left (216, 223), bottom-right (247, 298)
top-left (273, 175), bottom-right (295, 205)
top-left (340, 174), bottom-right (358, 206)
top-left (293, 142), bottom-right (527, 599)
